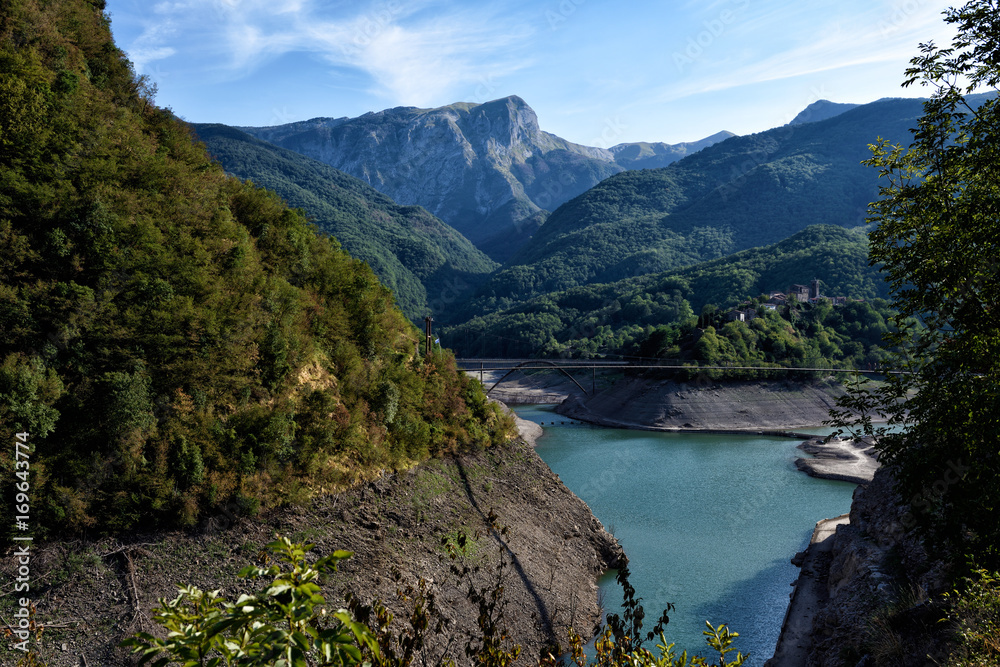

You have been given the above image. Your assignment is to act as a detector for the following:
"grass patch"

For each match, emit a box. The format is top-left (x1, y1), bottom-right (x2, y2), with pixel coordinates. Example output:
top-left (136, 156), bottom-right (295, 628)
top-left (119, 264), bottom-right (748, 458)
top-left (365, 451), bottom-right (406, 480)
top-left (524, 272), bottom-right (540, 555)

top-left (52, 548), bottom-right (104, 585)
top-left (412, 466), bottom-right (455, 504)
top-left (440, 529), bottom-right (482, 560)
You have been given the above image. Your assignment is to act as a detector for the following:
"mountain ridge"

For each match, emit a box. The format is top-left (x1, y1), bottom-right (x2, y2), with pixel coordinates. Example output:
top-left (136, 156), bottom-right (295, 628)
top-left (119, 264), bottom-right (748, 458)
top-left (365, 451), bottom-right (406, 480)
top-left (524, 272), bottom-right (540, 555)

top-left (789, 100), bottom-right (860, 125)
top-left (468, 96), bottom-right (933, 310)
top-left (609, 131), bottom-right (737, 169)
top-left (240, 96), bottom-right (732, 262)
top-left (241, 96), bottom-right (620, 261)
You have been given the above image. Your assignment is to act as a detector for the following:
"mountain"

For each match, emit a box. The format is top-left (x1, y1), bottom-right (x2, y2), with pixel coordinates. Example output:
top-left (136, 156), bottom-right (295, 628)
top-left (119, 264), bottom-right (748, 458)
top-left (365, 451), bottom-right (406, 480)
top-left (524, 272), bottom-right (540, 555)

top-left (241, 96), bottom-right (625, 262)
top-left (609, 131), bottom-right (736, 169)
top-left (0, 0), bottom-right (508, 536)
top-left (442, 225), bottom-right (889, 358)
top-left (467, 96), bottom-right (930, 310)
top-left (789, 100), bottom-right (860, 125)
top-left (191, 123), bottom-right (497, 321)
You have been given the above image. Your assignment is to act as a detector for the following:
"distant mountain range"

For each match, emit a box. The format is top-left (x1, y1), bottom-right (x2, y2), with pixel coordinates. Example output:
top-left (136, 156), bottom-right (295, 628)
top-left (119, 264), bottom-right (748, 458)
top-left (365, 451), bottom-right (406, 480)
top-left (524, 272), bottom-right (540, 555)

top-left (198, 93), bottom-right (991, 338)
top-left (240, 96), bottom-right (732, 262)
top-left (467, 96), bottom-right (931, 312)
top-left (610, 131), bottom-right (736, 169)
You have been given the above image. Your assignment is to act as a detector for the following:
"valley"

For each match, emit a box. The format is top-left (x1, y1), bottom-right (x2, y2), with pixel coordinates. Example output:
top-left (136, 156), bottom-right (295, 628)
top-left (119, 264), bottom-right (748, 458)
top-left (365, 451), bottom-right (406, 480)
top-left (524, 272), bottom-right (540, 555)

top-left (4, 1), bottom-right (1000, 664)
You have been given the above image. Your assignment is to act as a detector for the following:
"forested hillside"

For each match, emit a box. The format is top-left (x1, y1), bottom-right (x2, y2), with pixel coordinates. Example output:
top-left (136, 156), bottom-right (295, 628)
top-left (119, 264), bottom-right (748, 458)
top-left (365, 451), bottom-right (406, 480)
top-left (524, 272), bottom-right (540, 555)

top-left (0, 0), bottom-right (511, 538)
top-left (623, 296), bottom-right (896, 375)
top-left (475, 97), bottom-right (933, 304)
top-left (191, 123), bottom-right (497, 321)
top-left (443, 225), bottom-right (889, 357)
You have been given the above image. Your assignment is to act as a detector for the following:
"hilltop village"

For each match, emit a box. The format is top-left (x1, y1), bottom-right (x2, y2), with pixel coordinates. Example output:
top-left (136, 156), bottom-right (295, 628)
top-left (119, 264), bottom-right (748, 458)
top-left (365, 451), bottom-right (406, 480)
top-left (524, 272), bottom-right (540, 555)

top-left (727, 278), bottom-right (855, 323)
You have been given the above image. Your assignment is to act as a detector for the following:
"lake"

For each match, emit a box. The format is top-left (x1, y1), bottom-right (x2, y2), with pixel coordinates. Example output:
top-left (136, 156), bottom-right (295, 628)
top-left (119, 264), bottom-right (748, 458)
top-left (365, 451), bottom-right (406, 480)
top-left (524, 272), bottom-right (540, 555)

top-left (513, 405), bottom-right (857, 666)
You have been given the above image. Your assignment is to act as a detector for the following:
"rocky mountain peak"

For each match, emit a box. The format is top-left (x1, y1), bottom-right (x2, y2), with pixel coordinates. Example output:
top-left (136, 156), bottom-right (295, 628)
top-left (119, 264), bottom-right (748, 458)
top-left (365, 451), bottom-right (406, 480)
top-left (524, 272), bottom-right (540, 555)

top-left (788, 100), bottom-right (860, 126)
top-left (242, 96), bottom-right (624, 261)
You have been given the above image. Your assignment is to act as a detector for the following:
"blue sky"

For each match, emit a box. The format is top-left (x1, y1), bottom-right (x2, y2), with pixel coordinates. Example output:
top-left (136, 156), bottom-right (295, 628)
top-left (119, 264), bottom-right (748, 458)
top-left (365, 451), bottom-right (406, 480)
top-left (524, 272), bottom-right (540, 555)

top-left (105, 0), bottom-right (956, 145)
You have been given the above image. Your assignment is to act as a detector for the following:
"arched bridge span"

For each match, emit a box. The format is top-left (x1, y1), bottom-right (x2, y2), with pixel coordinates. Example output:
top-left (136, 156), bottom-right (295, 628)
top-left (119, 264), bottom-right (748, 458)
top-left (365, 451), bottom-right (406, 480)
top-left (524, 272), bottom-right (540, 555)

top-left (485, 360), bottom-right (592, 395)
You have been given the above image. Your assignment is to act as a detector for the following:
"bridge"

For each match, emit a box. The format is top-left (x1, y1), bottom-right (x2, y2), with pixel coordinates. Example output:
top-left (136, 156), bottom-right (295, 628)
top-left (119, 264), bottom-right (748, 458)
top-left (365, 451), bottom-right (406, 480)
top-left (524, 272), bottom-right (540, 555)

top-left (455, 358), bottom-right (900, 396)
top-left (456, 359), bottom-right (628, 395)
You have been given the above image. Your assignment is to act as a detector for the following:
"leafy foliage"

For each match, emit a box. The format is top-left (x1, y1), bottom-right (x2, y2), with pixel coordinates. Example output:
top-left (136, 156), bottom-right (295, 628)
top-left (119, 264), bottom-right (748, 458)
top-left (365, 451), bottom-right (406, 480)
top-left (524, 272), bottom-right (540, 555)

top-left (444, 225), bottom-right (891, 360)
top-left (601, 559), bottom-right (672, 660)
top-left (191, 123), bottom-right (497, 322)
top-left (123, 537), bottom-right (379, 666)
top-left (829, 0), bottom-right (1000, 571)
top-left (581, 623), bottom-right (746, 667)
top-left (0, 0), bottom-right (513, 537)
top-left (126, 537), bottom-right (746, 667)
top-left (944, 569), bottom-right (1000, 666)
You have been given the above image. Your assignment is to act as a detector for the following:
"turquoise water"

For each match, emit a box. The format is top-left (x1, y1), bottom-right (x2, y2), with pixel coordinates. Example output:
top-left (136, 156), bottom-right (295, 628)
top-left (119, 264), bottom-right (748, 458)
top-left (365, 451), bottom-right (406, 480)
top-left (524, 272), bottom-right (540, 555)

top-left (514, 406), bottom-right (856, 666)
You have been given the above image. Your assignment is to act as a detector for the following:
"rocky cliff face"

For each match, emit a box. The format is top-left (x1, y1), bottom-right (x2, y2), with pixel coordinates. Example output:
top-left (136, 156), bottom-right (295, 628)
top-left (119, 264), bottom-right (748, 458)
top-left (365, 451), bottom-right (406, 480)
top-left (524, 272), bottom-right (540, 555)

top-left (243, 96), bottom-right (624, 261)
top-left (791, 467), bottom-right (953, 666)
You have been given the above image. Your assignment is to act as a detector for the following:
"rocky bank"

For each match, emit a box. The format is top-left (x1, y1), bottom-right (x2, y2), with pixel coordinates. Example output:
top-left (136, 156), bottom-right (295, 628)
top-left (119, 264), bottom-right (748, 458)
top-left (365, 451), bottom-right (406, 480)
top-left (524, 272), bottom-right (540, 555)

top-left (2, 432), bottom-right (620, 666)
top-left (795, 436), bottom-right (879, 485)
top-left (557, 377), bottom-right (852, 431)
top-left (767, 467), bottom-right (952, 666)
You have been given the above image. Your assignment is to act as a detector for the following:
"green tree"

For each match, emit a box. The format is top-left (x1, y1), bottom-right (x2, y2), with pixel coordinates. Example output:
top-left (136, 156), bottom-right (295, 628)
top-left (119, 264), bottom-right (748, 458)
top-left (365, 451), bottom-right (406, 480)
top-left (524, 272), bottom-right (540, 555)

top-left (833, 0), bottom-right (1000, 569)
top-left (0, 353), bottom-right (62, 437)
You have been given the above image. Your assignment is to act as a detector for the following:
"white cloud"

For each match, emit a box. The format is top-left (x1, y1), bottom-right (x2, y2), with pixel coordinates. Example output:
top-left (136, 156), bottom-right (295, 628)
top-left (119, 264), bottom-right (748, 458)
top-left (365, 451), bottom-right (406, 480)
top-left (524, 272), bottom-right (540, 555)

top-left (120, 0), bottom-right (535, 105)
top-left (311, 16), bottom-right (532, 105)
top-left (128, 46), bottom-right (177, 73)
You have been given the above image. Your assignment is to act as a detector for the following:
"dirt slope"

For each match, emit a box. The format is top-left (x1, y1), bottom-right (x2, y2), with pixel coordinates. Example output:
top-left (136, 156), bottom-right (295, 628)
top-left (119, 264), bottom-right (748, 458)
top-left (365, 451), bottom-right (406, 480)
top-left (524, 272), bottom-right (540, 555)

top-left (3, 437), bottom-right (620, 666)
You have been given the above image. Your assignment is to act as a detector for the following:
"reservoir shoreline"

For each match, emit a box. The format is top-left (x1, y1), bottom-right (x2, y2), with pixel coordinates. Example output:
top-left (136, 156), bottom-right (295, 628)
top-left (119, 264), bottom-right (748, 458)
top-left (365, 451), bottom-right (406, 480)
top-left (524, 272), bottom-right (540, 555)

top-left (556, 377), bottom-right (853, 432)
top-left (508, 376), bottom-right (880, 664)
top-left (516, 403), bottom-right (861, 665)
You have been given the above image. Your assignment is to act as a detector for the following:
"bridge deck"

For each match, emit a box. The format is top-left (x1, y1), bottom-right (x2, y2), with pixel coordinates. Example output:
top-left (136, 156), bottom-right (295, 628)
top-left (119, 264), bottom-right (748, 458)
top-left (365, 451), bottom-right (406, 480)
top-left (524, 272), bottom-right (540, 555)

top-left (457, 358), bottom-right (901, 397)
top-left (456, 359), bottom-right (899, 374)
